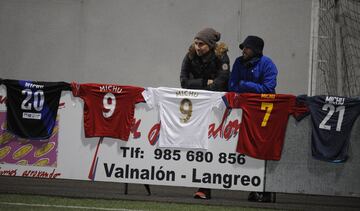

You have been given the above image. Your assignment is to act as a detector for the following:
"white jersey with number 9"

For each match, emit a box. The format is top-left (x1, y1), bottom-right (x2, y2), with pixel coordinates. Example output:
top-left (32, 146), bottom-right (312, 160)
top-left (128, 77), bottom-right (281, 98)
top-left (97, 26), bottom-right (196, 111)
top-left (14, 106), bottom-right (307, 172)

top-left (142, 87), bottom-right (225, 149)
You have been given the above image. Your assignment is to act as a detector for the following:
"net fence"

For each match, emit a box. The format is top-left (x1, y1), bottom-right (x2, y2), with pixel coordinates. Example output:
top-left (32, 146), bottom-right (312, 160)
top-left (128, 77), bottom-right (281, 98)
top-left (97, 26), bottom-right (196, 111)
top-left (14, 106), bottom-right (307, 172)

top-left (316, 0), bottom-right (360, 96)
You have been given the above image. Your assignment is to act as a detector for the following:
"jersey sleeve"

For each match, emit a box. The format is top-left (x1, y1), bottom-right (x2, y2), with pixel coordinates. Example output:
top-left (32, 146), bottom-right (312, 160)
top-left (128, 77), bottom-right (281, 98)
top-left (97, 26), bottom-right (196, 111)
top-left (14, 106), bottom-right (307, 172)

top-left (222, 92), bottom-right (235, 108)
top-left (222, 92), bottom-right (244, 109)
top-left (213, 92), bottom-right (226, 110)
top-left (71, 82), bottom-right (82, 97)
top-left (61, 82), bottom-right (72, 91)
top-left (133, 87), bottom-right (145, 104)
top-left (142, 87), bottom-right (157, 109)
top-left (292, 94), bottom-right (310, 121)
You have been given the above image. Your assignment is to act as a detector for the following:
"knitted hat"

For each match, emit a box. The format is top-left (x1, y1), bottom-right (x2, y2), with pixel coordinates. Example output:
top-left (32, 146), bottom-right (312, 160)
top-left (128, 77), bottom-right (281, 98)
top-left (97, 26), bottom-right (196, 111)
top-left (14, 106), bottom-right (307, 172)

top-left (239, 35), bottom-right (264, 55)
top-left (195, 28), bottom-right (221, 49)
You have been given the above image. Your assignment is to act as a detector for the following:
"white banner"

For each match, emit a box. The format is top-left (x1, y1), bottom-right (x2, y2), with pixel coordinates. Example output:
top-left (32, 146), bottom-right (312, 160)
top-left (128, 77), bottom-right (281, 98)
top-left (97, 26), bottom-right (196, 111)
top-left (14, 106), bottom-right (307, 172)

top-left (0, 88), bottom-right (265, 191)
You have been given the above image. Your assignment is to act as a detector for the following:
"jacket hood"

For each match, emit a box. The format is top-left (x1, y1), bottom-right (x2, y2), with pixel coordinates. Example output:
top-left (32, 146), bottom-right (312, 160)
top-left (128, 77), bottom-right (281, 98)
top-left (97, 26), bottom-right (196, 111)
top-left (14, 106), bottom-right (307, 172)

top-left (188, 42), bottom-right (228, 60)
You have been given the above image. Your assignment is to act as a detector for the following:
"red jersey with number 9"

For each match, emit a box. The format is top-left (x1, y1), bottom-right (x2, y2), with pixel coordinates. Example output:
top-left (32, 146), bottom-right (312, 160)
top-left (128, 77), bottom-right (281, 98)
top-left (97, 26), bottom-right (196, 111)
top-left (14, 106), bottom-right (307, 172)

top-left (223, 93), bottom-right (308, 160)
top-left (71, 83), bottom-right (144, 141)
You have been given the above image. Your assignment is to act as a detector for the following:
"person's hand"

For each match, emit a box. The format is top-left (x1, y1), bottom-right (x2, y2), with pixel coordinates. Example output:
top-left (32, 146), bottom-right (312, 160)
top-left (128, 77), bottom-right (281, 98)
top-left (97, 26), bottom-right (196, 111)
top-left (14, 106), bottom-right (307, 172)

top-left (207, 79), bottom-right (214, 85)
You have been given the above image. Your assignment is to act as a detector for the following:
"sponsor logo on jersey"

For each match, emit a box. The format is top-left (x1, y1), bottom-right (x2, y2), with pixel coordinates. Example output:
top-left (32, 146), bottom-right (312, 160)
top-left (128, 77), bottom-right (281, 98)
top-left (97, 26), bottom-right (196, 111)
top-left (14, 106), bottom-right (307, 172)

top-left (22, 112), bottom-right (42, 120)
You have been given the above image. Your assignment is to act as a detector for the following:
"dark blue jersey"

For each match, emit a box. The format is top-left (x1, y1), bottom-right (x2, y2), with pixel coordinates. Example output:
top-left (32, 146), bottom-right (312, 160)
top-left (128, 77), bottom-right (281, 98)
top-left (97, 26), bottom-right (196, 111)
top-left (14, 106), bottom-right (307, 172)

top-left (3, 79), bottom-right (70, 139)
top-left (297, 95), bottom-right (360, 162)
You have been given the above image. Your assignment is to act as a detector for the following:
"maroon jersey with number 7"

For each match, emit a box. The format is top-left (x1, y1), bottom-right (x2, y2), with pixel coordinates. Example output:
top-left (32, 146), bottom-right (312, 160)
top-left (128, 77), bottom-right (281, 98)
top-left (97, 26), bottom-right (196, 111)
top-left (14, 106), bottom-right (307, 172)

top-left (223, 92), bottom-right (308, 160)
top-left (71, 83), bottom-right (144, 141)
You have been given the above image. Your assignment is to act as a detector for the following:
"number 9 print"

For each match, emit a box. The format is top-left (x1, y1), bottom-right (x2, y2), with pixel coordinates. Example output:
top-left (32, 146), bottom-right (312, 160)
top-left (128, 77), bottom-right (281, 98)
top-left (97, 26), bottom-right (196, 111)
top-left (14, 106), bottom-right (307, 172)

top-left (103, 93), bottom-right (116, 118)
top-left (180, 98), bottom-right (192, 123)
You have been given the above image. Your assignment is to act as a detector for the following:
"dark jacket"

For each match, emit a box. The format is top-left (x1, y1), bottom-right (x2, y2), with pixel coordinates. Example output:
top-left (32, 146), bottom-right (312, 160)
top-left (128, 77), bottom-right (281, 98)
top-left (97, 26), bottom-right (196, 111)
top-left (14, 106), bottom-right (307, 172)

top-left (228, 55), bottom-right (277, 94)
top-left (180, 42), bottom-right (230, 91)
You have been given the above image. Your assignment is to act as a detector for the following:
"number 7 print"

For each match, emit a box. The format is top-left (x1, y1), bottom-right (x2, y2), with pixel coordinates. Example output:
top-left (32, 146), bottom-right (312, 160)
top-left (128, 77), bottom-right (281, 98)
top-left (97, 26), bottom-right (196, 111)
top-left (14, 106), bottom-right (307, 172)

top-left (261, 102), bottom-right (273, 127)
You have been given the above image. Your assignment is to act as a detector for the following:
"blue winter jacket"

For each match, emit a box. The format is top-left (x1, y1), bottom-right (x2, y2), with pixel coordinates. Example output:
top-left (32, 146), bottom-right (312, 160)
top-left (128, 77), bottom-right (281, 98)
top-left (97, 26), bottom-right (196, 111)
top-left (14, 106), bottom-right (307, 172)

top-left (228, 55), bottom-right (277, 93)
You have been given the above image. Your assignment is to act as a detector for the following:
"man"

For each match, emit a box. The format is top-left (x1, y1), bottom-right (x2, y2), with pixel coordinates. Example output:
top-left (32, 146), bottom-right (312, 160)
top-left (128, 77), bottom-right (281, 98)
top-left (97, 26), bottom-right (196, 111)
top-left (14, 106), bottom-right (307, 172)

top-left (228, 35), bottom-right (277, 94)
top-left (180, 28), bottom-right (230, 199)
top-left (228, 35), bottom-right (277, 202)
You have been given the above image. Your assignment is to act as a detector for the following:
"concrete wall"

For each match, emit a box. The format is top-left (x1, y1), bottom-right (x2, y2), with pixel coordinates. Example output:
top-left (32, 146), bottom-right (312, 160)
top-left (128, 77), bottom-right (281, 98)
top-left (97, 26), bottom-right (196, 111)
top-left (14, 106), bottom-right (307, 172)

top-left (0, 0), bottom-right (311, 94)
top-left (2, 0), bottom-right (359, 197)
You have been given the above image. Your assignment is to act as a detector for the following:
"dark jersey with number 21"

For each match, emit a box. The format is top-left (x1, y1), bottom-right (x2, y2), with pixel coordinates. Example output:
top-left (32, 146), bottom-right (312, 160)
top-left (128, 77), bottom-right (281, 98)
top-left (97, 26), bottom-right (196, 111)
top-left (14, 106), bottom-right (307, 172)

top-left (3, 79), bottom-right (70, 139)
top-left (297, 95), bottom-right (360, 162)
